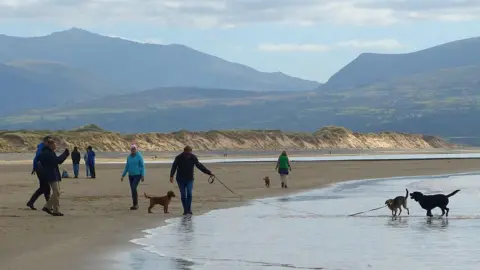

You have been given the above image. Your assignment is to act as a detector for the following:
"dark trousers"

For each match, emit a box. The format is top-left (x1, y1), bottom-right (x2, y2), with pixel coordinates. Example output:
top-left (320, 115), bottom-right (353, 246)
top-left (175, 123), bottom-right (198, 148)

top-left (27, 174), bottom-right (50, 205)
top-left (129, 175), bottom-right (142, 206)
top-left (177, 179), bottom-right (193, 214)
top-left (89, 164), bottom-right (96, 178)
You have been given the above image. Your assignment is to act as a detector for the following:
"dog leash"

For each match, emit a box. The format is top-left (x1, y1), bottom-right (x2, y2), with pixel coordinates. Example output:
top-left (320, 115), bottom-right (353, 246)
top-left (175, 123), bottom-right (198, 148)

top-left (208, 175), bottom-right (387, 218)
top-left (348, 205), bottom-right (386, 217)
top-left (208, 175), bottom-right (328, 217)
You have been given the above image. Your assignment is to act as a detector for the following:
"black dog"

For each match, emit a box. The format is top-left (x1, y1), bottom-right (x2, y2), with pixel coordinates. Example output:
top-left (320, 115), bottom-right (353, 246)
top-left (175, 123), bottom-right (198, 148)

top-left (410, 190), bottom-right (460, 217)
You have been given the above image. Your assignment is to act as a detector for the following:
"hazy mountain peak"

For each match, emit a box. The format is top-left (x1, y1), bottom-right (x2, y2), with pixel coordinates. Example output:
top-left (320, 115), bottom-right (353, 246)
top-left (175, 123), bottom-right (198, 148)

top-left (48, 27), bottom-right (99, 39)
top-left (325, 36), bottom-right (480, 89)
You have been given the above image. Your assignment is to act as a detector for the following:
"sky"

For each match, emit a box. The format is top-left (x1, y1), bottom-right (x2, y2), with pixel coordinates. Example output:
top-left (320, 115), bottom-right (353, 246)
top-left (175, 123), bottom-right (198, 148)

top-left (1, 0), bottom-right (480, 83)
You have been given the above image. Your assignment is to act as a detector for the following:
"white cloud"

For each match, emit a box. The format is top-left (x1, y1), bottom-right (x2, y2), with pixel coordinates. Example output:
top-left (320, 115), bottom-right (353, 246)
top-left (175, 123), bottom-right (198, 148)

top-left (259, 39), bottom-right (405, 53)
top-left (1, 0), bottom-right (480, 28)
top-left (258, 43), bottom-right (330, 52)
top-left (337, 39), bottom-right (405, 50)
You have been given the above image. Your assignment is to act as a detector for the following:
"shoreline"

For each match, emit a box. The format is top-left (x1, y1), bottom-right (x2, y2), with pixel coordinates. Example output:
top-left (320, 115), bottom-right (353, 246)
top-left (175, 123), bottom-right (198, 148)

top-left (3, 158), bottom-right (480, 269)
top-left (0, 148), bottom-right (479, 165)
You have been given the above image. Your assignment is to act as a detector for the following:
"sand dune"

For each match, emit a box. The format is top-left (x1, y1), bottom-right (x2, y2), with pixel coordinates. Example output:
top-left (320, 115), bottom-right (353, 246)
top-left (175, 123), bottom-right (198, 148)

top-left (0, 125), bottom-right (453, 153)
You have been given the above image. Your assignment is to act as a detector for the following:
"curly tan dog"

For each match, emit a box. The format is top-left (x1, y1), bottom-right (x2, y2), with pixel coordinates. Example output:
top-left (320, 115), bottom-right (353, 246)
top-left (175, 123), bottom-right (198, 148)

top-left (263, 176), bottom-right (270, 188)
top-left (145, 191), bottom-right (175, 214)
top-left (385, 189), bottom-right (410, 217)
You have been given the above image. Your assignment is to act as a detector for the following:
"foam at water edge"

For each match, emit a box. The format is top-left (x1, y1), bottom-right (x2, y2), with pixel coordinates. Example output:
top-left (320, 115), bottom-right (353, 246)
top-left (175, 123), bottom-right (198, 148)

top-left (129, 208), bottom-right (227, 264)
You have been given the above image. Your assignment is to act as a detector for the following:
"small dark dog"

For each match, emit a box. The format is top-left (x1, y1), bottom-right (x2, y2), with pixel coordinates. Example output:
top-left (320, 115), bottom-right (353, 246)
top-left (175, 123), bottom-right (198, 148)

top-left (263, 176), bottom-right (270, 188)
top-left (385, 189), bottom-right (410, 217)
top-left (145, 191), bottom-right (176, 214)
top-left (410, 190), bottom-right (460, 217)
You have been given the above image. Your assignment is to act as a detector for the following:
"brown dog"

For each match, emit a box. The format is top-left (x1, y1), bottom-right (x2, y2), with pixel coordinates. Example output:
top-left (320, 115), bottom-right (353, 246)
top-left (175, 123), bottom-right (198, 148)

top-left (385, 189), bottom-right (409, 217)
top-left (145, 191), bottom-right (175, 214)
top-left (263, 176), bottom-right (270, 188)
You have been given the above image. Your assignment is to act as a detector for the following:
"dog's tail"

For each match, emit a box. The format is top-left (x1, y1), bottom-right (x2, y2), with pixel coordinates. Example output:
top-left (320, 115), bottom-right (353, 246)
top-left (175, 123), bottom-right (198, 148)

top-left (405, 188), bottom-right (409, 199)
top-left (144, 192), bottom-right (152, 199)
top-left (447, 190), bottom-right (460, 198)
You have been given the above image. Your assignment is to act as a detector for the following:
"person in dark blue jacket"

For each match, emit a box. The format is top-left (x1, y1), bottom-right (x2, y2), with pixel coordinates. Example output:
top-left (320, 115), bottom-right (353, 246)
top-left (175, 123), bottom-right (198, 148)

top-left (170, 146), bottom-right (213, 215)
top-left (26, 135), bottom-right (52, 210)
top-left (39, 139), bottom-right (69, 216)
top-left (87, 146), bottom-right (96, 179)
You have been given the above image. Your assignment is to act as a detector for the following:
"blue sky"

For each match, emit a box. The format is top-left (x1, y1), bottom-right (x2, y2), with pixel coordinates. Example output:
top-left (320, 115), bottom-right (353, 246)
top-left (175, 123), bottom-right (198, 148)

top-left (1, 0), bottom-right (480, 82)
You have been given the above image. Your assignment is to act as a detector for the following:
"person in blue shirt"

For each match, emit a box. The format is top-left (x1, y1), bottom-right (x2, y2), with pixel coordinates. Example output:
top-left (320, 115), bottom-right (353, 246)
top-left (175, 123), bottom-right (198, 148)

top-left (83, 150), bottom-right (90, 178)
top-left (26, 135), bottom-right (52, 210)
top-left (87, 146), bottom-right (96, 179)
top-left (121, 144), bottom-right (145, 210)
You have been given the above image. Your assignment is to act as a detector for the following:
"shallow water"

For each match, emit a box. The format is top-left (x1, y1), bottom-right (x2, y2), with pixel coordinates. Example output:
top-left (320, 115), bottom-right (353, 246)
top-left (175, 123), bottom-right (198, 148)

top-left (106, 152), bottom-right (480, 164)
top-left (114, 172), bottom-right (480, 270)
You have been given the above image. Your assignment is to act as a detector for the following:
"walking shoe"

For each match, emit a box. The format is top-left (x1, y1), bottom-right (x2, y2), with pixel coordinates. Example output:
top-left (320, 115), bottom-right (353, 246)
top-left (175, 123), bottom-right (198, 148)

top-left (284, 185), bottom-right (288, 189)
top-left (281, 183), bottom-right (285, 188)
top-left (26, 203), bottom-right (37, 210)
top-left (187, 211), bottom-right (193, 215)
top-left (42, 207), bottom-right (53, 215)
top-left (52, 212), bottom-right (64, 216)
top-left (130, 205), bottom-right (139, 210)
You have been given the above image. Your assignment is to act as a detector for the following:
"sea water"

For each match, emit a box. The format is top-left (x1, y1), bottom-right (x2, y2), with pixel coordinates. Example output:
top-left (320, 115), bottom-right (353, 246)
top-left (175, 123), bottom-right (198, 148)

top-left (112, 172), bottom-right (480, 270)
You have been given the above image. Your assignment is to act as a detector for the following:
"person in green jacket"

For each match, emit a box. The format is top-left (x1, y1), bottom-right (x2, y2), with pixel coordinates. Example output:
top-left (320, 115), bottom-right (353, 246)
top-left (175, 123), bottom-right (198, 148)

top-left (275, 151), bottom-right (291, 188)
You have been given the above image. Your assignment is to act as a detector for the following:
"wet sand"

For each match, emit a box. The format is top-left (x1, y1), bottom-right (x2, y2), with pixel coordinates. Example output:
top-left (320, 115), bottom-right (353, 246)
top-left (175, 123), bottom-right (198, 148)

top-left (2, 159), bottom-right (480, 270)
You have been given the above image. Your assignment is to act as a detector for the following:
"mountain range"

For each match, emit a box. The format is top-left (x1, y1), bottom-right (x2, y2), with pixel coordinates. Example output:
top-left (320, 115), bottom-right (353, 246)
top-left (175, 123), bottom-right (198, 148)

top-left (0, 28), bottom-right (318, 97)
top-left (1, 28), bottom-right (480, 144)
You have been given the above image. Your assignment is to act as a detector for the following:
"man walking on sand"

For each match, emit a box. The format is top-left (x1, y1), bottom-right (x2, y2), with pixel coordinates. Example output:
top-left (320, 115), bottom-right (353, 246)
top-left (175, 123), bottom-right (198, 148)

top-left (83, 149), bottom-right (90, 178)
top-left (38, 139), bottom-right (69, 216)
top-left (26, 135), bottom-right (52, 210)
top-left (71, 147), bottom-right (81, 178)
top-left (170, 146), bottom-right (214, 215)
top-left (87, 146), bottom-right (96, 178)
top-left (121, 144), bottom-right (145, 210)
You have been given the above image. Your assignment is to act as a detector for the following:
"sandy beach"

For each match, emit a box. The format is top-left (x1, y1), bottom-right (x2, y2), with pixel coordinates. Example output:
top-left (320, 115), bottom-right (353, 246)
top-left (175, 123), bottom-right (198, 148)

top-left (2, 158), bottom-right (480, 270)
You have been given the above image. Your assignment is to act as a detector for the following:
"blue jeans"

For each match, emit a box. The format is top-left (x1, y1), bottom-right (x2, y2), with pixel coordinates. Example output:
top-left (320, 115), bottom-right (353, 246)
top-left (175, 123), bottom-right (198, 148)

top-left (85, 163), bottom-right (90, 177)
top-left (129, 175), bottom-right (142, 206)
top-left (177, 179), bottom-right (193, 214)
top-left (73, 164), bottom-right (79, 177)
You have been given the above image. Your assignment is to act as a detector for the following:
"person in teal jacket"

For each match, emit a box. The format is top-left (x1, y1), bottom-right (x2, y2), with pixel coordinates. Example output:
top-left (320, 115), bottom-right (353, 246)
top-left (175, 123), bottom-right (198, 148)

top-left (121, 145), bottom-right (145, 210)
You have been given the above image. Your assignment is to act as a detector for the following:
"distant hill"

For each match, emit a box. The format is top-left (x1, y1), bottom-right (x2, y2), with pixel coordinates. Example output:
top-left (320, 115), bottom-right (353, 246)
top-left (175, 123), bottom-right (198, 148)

top-left (0, 61), bottom-right (118, 115)
top-left (0, 28), bottom-right (320, 92)
top-left (324, 37), bottom-right (480, 90)
top-left (2, 62), bottom-right (480, 144)
top-left (0, 86), bottom-right (311, 132)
